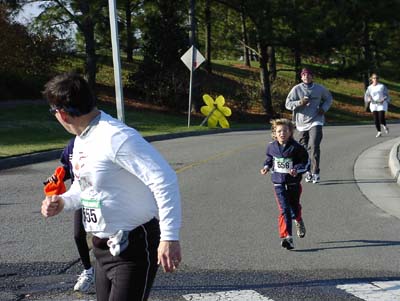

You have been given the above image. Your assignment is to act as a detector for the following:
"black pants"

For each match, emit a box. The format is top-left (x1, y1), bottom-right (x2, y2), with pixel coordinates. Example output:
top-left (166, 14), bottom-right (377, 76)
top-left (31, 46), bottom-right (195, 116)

top-left (74, 209), bottom-right (91, 270)
top-left (92, 218), bottom-right (160, 301)
top-left (372, 110), bottom-right (387, 132)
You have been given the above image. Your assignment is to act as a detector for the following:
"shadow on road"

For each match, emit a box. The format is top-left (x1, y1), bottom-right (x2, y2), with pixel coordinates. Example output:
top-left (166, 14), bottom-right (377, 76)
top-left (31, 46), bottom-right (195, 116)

top-left (151, 269), bottom-right (400, 301)
top-left (319, 178), bottom-right (396, 186)
top-left (293, 239), bottom-right (400, 253)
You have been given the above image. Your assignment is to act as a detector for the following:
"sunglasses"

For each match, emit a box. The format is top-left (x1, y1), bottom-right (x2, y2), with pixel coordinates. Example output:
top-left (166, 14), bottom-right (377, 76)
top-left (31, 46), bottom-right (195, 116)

top-left (49, 107), bottom-right (59, 115)
top-left (49, 106), bottom-right (83, 116)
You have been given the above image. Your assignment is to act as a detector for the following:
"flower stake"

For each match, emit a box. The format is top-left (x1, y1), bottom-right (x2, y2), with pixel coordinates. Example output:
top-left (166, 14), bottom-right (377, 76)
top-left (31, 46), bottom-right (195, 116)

top-left (200, 94), bottom-right (232, 128)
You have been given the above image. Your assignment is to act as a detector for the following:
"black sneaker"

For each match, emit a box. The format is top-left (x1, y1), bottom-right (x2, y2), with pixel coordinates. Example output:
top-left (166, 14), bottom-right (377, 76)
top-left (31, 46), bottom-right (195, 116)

top-left (281, 236), bottom-right (294, 250)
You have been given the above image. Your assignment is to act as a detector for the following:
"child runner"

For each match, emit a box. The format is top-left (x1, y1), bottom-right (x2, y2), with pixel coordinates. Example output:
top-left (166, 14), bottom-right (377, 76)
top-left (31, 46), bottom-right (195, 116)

top-left (260, 118), bottom-right (309, 250)
top-left (44, 137), bottom-right (94, 292)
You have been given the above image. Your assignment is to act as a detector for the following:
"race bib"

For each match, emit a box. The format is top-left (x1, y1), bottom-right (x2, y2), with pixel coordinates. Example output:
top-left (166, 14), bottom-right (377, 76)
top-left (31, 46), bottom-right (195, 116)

top-left (274, 157), bottom-right (293, 173)
top-left (76, 170), bottom-right (106, 232)
top-left (81, 197), bottom-right (106, 232)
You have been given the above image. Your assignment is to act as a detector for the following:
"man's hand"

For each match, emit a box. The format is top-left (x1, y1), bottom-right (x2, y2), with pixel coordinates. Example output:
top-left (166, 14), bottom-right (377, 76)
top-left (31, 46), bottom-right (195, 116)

top-left (318, 107), bottom-right (325, 115)
top-left (300, 97), bottom-right (310, 106)
top-left (158, 241), bottom-right (182, 273)
top-left (41, 195), bottom-right (64, 217)
top-left (260, 167), bottom-right (269, 175)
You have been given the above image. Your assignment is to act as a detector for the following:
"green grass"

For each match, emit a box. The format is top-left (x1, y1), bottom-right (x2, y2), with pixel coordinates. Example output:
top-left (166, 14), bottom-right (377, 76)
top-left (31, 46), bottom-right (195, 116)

top-left (0, 103), bottom-right (72, 157)
top-left (0, 101), bottom-right (265, 158)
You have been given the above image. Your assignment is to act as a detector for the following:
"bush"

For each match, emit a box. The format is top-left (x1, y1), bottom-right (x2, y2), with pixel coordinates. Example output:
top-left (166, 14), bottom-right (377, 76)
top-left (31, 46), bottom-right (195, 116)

top-left (0, 6), bottom-right (61, 100)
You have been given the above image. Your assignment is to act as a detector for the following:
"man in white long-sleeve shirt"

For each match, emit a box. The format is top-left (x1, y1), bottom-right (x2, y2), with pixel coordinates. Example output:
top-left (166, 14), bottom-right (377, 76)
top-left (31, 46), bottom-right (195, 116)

top-left (41, 72), bottom-right (182, 301)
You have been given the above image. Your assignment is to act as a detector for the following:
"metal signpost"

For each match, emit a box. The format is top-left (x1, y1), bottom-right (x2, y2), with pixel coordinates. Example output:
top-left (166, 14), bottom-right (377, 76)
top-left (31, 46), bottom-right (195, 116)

top-left (108, 0), bottom-right (125, 122)
top-left (181, 46), bottom-right (205, 127)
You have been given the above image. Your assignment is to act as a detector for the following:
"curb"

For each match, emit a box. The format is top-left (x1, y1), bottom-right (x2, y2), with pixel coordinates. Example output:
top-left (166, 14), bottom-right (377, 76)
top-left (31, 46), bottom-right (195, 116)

top-left (389, 139), bottom-right (400, 184)
top-left (0, 127), bottom-right (266, 171)
top-left (0, 149), bottom-right (63, 170)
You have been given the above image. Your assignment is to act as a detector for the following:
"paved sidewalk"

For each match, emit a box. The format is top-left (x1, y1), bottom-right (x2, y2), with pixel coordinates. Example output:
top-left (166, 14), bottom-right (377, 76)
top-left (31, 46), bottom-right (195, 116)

top-left (355, 137), bottom-right (400, 219)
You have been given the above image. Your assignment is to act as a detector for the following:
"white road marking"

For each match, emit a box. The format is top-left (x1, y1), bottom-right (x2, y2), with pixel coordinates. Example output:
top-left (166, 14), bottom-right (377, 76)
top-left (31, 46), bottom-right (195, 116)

top-left (182, 289), bottom-right (274, 301)
top-left (337, 280), bottom-right (400, 300)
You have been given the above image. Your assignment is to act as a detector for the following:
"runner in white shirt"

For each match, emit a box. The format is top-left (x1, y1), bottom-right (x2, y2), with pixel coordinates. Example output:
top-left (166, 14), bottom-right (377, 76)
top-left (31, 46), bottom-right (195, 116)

top-left (41, 72), bottom-right (182, 301)
top-left (364, 73), bottom-right (390, 138)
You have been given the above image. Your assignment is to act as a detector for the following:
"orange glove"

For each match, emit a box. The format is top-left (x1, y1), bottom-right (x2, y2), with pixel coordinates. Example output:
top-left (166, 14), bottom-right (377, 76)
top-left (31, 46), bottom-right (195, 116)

top-left (44, 166), bottom-right (67, 196)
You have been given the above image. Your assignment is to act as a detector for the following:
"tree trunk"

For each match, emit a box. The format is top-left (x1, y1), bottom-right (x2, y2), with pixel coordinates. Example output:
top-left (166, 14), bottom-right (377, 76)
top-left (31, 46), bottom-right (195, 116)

top-left (361, 20), bottom-right (372, 90)
top-left (267, 46), bottom-right (276, 82)
top-left (291, 0), bottom-right (301, 83)
top-left (294, 46), bottom-right (301, 82)
top-left (189, 0), bottom-right (200, 112)
top-left (125, 0), bottom-right (133, 62)
top-left (78, 3), bottom-right (97, 90)
top-left (204, 0), bottom-right (212, 73)
top-left (240, 3), bottom-right (250, 67)
top-left (83, 29), bottom-right (97, 91)
top-left (257, 39), bottom-right (273, 118)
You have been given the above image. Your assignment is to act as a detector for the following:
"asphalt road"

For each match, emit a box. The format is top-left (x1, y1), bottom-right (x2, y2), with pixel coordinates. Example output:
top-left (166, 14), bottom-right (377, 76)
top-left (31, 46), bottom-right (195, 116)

top-left (1, 124), bottom-right (400, 301)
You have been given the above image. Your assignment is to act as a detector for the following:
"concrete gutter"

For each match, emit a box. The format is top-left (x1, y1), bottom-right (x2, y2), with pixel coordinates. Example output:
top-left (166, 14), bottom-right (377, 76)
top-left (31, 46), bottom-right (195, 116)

top-left (354, 137), bottom-right (400, 220)
top-left (389, 139), bottom-right (400, 184)
top-left (0, 149), bottom-right (63, 170)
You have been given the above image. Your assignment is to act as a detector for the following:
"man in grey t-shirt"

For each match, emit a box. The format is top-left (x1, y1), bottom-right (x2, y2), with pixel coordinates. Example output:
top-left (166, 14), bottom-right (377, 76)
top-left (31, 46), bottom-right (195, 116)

top-left (285, 68), bottom-right (333, 184)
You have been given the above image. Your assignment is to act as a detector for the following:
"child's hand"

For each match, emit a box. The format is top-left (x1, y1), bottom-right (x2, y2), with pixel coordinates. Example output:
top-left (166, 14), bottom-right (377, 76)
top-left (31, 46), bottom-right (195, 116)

top-left (43, 166), bottom-right (66, 196)
top-left (289, 169), bottom-right (298, 177)
top-left (260, 167), bottom-right (269, 175)
top-left (43, 174), bottom-right (57, 185)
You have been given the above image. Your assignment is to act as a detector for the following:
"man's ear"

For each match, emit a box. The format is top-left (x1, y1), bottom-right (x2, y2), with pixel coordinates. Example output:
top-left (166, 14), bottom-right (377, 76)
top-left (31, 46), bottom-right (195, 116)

top-left (58, 110), bottom-right (71, 123)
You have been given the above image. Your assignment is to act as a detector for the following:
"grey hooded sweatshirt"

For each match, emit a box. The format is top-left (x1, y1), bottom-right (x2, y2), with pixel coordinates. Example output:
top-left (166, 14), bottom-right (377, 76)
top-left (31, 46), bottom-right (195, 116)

top-left (285, 82), bottom-right (333, 131)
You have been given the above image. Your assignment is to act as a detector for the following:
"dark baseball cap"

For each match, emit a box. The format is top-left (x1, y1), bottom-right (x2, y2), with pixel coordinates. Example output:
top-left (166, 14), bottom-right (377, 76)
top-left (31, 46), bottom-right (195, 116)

top-left (300, 68), bottom-right (313, 76)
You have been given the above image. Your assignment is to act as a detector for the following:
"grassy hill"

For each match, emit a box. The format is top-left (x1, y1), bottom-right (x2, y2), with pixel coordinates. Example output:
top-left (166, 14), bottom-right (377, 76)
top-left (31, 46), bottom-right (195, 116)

top-left (92, 56), bottom-right (400, 123)
top-left (1, 57), bottom-right (399, 158)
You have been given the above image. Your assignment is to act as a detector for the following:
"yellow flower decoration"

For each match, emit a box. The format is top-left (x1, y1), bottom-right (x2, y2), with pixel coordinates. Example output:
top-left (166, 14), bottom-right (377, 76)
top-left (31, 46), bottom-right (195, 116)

top-left (200, 94), bottom-right (232, 128)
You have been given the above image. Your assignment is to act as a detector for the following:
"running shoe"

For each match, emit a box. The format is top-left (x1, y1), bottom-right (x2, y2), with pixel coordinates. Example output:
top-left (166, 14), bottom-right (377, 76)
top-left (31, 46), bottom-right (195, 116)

top-left (294, 219), bottom-right (306, 238)
top-left (312, 174), bottom-right (320, 184)
top-left (383, 125), bottom-right (389, 134)
top-left (74, 268), bottom-right (94, 292)
top-left (304, 172), bottom-right (313, 183)
top-left (281, 236), bottom-right (294, 250)
top-left (376, 132), bottom-right (382, 138)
